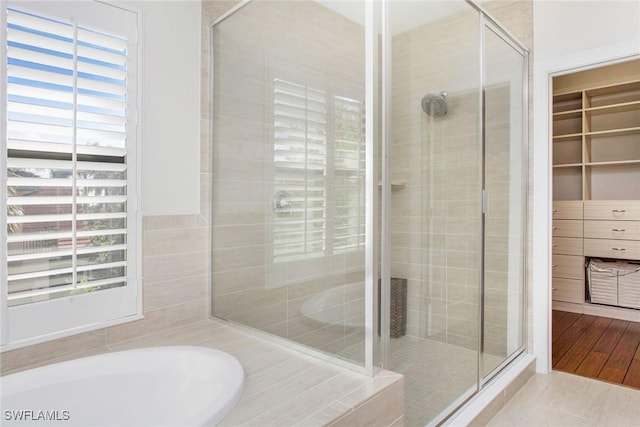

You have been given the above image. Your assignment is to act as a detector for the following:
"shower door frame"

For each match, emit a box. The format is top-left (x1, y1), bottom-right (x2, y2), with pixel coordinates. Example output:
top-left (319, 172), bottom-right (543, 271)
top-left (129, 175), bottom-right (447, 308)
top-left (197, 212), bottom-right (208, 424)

top-left (479, 14), bottom-right (530, 385)
top-left (378, 0), bottom-right (530, 424)
top-left (208, 0), bottom-right (529, 392)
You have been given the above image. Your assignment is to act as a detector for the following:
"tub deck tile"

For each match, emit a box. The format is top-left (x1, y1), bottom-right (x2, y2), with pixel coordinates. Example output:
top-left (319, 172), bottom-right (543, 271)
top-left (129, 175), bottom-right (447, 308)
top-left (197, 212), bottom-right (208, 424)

top-left (3, 318), bottom-right (404, 427)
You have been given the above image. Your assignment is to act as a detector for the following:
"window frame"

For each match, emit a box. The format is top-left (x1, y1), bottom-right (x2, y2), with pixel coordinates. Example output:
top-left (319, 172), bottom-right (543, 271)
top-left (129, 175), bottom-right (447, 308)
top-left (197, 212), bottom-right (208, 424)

top-left (1, 0), bottom-right (143, 351)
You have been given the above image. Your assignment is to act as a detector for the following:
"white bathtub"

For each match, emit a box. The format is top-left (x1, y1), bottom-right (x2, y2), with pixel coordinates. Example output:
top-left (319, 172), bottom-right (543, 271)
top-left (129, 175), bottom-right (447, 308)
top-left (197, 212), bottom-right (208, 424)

top-left (0, 346), bottom-right (244, 426)
top-left (301, 286), bottom-right (364, 330)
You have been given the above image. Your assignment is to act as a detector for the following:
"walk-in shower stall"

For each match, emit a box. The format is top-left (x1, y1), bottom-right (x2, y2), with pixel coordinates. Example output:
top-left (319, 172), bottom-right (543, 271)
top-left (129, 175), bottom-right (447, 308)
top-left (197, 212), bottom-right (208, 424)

top-left (209, 1), bottom-right (528, 425)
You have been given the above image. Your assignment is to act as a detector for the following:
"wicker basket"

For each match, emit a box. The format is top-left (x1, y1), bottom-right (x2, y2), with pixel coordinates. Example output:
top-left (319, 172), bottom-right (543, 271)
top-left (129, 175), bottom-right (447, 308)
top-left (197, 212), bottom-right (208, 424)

top-left (378, 277), bottom-right (407, 338)
top-left (588, 259), bottom-right (640, 308)
top-left (618, 263), bottom-right (640, 309)
top-left (588, 259), bottom-right (618, 306)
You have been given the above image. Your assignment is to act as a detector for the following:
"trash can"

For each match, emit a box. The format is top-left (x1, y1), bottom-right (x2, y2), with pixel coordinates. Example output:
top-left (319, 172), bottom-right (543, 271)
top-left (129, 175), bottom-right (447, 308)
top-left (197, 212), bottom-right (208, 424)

top-left (378, 277), bottom-right (407, 338)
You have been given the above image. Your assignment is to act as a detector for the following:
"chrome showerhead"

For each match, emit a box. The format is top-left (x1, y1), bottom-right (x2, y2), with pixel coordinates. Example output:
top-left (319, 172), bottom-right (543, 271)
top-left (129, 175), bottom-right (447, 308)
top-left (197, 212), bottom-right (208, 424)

top-left (421, 90), bottom-right (448, 117)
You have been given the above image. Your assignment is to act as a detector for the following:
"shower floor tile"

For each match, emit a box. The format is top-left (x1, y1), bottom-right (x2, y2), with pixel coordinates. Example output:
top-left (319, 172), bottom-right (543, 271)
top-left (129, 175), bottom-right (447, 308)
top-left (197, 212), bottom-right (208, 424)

top-left (360, 335), bottom-right (504, 427)
top-left (338, 334), bottom-right (505, 426)
top-left (389, 336), bottom-right (477, 426)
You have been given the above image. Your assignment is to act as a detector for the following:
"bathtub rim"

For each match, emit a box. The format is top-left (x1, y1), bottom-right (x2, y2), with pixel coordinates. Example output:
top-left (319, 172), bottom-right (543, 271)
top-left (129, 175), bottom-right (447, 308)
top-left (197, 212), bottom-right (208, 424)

top-left (0, 345), bottom-right (245, 427)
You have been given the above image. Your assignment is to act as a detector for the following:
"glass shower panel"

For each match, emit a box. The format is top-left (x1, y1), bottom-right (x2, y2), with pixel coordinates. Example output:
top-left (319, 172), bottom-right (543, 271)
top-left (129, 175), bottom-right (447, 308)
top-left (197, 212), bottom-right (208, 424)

top-left (482, 24), bottom-right (526, 378)
top-left (387, 2), bottom-right (481, 424)
top-left (211, 0), bottom-right (367, 366)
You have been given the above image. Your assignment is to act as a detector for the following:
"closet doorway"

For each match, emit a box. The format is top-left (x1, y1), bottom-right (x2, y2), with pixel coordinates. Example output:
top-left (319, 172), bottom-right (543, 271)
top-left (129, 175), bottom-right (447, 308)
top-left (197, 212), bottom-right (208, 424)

top-left (550, 58), bottom-right (640, 386)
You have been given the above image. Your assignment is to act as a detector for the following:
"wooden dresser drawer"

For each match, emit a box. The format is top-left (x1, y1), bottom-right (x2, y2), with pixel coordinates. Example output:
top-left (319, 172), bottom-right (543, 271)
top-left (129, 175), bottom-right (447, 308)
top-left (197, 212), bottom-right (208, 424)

top-left (552, 237), bottom-right (584, 256)
top-left (583, 220), bottom-right (640, 241)
top-left (552, 254), bottom-right (585, 280)
top-left (552, 277), bottom-right (584, 303)
top-left (552, 201), bottom-right (584, 220)
top-left (584, 200), bottom-right (640, 221)
top-left (584, 238), bottom-right (640, 260)
top-left (552, 220), bottom-right (583, 238)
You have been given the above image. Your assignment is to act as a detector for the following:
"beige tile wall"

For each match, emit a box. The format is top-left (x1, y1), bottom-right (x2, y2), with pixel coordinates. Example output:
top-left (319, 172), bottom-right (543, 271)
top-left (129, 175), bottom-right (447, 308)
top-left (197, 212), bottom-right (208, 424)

top-left (1, 214), bottom-right (211, 375)
top-left (390, 6), bottom-right (483, 349)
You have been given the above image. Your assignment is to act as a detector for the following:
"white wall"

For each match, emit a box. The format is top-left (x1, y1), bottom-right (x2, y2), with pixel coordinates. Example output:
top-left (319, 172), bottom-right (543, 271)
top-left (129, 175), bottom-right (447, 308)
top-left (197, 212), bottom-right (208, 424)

top-left (126, 0), bottom-right (201, 215)
top-left (532, 0), bottom-right (640, 372)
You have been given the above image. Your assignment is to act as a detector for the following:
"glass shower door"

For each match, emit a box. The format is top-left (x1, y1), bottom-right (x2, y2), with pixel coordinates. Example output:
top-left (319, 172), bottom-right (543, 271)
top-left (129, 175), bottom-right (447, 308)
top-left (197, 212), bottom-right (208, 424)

top-left (210, 0), bottom-right (369, 368)
top-left (481, 21), bottom-right (527, 378)
top-left (386, 2), bottom-right (482, 424)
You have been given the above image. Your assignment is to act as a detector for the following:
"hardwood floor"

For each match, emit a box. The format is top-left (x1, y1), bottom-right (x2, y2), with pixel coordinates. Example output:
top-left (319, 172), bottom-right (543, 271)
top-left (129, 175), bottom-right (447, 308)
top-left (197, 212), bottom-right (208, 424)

top-left (553, 310), bottom-right (640, 389)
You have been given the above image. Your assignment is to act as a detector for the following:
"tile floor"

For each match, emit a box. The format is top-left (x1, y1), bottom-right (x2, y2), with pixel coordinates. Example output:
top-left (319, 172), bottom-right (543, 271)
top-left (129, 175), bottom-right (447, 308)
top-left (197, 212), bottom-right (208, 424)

top-left (487, 370), bottom-right (640, 426)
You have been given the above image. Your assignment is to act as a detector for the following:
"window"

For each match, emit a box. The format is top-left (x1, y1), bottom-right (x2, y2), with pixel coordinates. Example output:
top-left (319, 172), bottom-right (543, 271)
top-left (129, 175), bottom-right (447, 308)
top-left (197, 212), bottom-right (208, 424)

top-left (273, 79), bottom-right (365, 261)
top-left (2, 1), bottom-right (140, 347)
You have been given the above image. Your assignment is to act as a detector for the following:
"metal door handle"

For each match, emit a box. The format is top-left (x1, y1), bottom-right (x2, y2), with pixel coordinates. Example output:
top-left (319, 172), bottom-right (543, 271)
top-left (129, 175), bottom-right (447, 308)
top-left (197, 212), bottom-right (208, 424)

top-left (612, 228), bottom-right (626, 232)
top-left (612, 248), bottom-right (626, 251)
top-left (612, 209), bottom-right (626, 213)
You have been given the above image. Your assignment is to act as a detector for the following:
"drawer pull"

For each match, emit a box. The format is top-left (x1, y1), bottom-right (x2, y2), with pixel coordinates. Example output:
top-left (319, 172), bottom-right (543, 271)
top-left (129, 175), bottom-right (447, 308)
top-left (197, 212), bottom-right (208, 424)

top-left (612, 228), bottom-right (626, 232)
top-left (552, 264), bottom-right (557, 268)
top-left (612, 247), bottom-right (626, 251)
top-left (552, 288), bottom-right (557, 291)
top-left (552, 227), bottom-right (558, 230)
top-left (552, 210), bottom-right (557, 213)
top-left (612, 209), bottom-right (626, 213)
top-left (552, 244), bottom-right (558, 248)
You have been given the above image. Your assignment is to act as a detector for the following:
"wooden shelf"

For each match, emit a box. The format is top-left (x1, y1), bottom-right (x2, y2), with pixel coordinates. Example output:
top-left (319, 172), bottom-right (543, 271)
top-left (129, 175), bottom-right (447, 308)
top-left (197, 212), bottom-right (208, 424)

top-left (586, 80), bottom-right (640, 97)
top-left (553, 133), bottom-right (583, 141)
top-left (553, 91), bottom-right (583, 114)
top-left (553, 72), bottom-right (640, 203)
top-left (586, 100), bottom-right (640, 116)
top-left (553, 163), bottom-right (582, 169)
top-left (553, 91), bottom-right (582, 101)
top-left (553, 109), bottom-right (582, 120)
top-left (585, 160), bottom-right (640, 167)
top-left (585, 126), bottom-right (640, 138)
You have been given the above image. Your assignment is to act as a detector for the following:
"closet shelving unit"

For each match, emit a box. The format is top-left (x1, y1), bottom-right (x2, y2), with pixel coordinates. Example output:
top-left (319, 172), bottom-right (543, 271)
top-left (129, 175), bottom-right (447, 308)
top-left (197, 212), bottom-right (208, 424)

top-left (552, 70), bottom-right (640, 318)
top-left (553, 80), bottom-right (640, 201)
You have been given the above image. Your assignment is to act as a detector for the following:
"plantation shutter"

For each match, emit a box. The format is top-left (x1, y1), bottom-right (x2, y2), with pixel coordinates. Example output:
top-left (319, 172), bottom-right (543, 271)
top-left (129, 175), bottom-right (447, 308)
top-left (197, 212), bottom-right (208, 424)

top-left (272, 79), bottom-right (365, 261)
top-left (3, 1), bottom-right (139, 345)
top-left (6, 6), bottom-right (129, 306)
top-left (273, 79), bottom-right (327, 260)
top-left (333, 95), bottom-right (365, 252)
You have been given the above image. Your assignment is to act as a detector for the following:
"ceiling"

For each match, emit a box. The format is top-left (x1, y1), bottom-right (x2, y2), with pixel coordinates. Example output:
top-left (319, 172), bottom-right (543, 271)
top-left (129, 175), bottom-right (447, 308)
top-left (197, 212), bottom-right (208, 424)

top-left (317, 0), bottom-right (475, 35)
